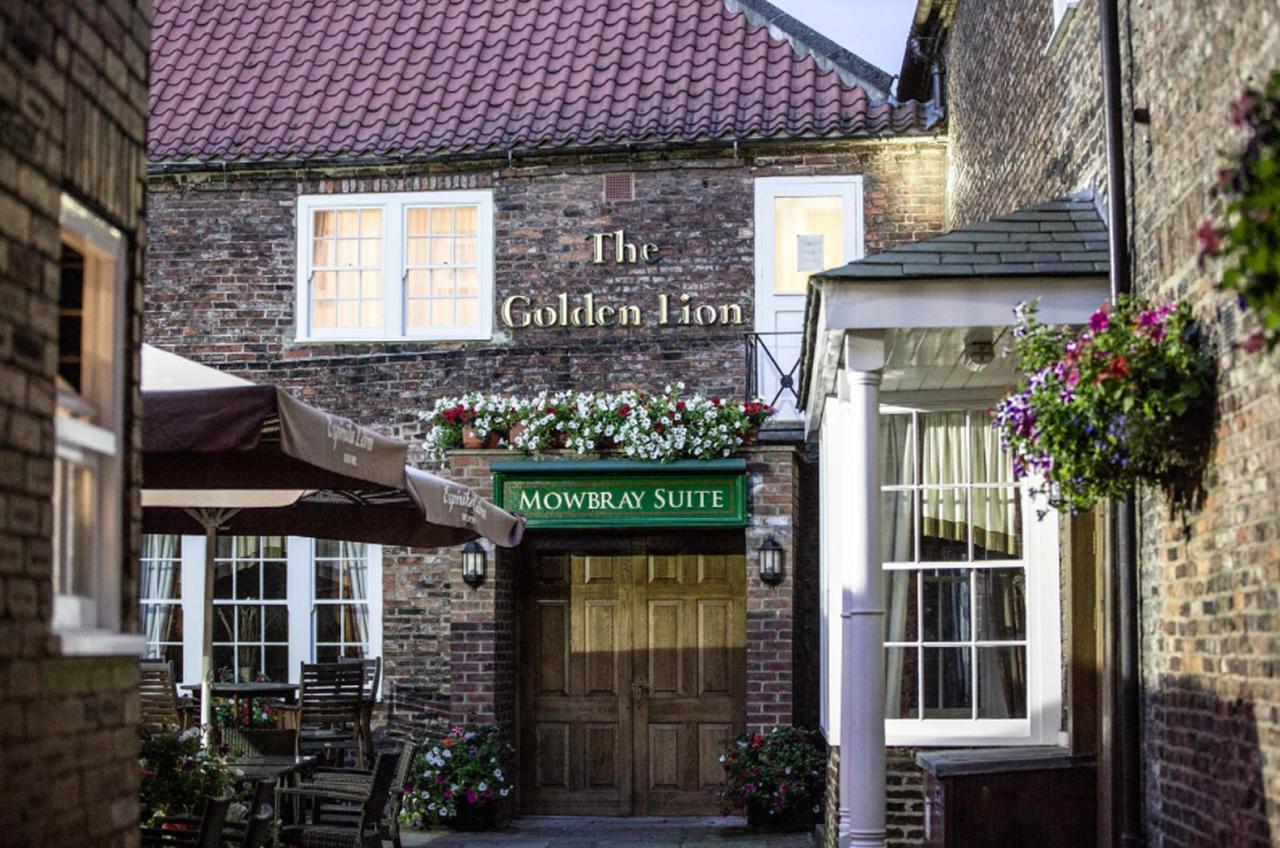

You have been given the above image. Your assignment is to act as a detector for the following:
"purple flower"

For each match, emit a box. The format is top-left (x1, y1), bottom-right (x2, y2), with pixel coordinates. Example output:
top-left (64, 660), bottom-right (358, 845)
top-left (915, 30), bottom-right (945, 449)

top-left (1088, 303), bottom-right (1110, 333)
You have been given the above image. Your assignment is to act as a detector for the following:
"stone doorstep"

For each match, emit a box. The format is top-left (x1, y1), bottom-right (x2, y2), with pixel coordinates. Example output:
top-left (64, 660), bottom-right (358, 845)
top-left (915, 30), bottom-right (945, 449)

top-left (399, 816), bottom-right (816, 847)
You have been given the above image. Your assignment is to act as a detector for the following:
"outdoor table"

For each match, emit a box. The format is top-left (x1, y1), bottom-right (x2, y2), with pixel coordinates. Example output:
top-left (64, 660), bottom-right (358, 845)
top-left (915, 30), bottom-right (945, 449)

top-left (179, 681), bottom-right (298, 718)
top-left (226, 755), bottom-right (318, 825)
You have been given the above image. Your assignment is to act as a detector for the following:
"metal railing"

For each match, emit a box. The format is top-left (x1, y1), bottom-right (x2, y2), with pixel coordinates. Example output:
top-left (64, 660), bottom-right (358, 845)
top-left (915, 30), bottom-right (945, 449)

top-left (745, 331), bottom-right (803, 414)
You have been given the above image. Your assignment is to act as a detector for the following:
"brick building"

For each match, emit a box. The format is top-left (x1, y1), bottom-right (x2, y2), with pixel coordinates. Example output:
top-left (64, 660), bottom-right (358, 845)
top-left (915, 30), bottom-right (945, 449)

top-left (802, 1), bottom-right (1280, 847)
top-left (0, 1), bottom-right (151, 846)
top-left (141, 0), bottom-right (947, 821)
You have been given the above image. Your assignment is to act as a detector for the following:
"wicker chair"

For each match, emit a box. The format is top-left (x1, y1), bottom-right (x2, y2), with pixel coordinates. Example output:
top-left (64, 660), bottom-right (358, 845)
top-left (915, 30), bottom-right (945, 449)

top-left (279, 663), bottom-right (365, 767)
top-left (222, 727), bottom-right (299, 760)
top-left (139, 659), bottom-right (195, 730)
top-left (277, 753), bottom-right (398, 848)
top-left (303, 743), bottom-right (416, 848)
top-left (139, 796), bottom-right (231, 848)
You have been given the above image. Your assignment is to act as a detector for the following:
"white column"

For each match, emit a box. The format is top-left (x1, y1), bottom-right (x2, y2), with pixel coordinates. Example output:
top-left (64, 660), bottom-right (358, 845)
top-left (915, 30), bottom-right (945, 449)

top-left (838, 333), bottom-right (886, 848)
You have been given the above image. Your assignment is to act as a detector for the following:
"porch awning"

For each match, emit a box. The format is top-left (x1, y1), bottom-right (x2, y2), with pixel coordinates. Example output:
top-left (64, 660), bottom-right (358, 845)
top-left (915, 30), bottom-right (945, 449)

top-left (800, 192), bottom-right (1112, 431)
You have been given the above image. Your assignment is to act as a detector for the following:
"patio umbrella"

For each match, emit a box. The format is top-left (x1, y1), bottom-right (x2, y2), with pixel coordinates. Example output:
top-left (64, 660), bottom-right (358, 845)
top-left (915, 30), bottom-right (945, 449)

top-left (139, 346), bottom-right (524, 737)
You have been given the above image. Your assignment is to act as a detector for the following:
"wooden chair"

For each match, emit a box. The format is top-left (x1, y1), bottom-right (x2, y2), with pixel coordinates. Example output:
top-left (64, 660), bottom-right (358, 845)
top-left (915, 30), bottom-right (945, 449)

top-left (339, 656), bottom-right (381, 766)
top-left (282, 662), bottom-right (365, 767)
top-left (139, 659), bottom-right (195, 730)
top-left (277, 753), bottom-right (398, 848)
top-left (223, 727), bottom-right (299, 760)
top-left (302, 743), bottom-right (416, 848)
top-left (139, 796), bottom-right (231, 848)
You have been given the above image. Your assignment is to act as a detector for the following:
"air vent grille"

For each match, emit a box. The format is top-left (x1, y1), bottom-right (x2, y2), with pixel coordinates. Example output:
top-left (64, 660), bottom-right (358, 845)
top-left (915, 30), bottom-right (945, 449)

top-left (603, 173), bottom-right (634, 202)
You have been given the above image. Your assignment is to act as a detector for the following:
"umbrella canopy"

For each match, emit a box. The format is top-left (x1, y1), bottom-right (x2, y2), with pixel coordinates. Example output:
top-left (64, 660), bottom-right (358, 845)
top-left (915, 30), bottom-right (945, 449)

top-left (139, 345), bottom-right (524, 738)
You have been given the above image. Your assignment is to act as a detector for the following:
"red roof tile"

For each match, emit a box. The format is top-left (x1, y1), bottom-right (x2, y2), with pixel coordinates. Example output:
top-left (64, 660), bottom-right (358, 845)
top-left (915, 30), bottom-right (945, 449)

top-left (149, 0), bottom-right (933, 165)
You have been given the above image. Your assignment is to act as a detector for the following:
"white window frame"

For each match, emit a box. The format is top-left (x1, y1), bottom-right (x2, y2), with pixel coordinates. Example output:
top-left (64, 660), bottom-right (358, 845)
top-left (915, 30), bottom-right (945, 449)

top-left (878, 406), bottom-right (1062, 747)
top-left (295, 191), bottom-right (494, 343)
top-left (753, 176), bottom-right (864, 421)
top-left (158, 535), bottom-right (383, 690)
top-left (54, 196), bottom-right (144, 656)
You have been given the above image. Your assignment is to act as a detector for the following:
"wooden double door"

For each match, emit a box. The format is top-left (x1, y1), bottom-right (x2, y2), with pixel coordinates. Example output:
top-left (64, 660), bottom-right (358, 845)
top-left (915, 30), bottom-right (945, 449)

top-left (519, 534), bottom-right (747, 816)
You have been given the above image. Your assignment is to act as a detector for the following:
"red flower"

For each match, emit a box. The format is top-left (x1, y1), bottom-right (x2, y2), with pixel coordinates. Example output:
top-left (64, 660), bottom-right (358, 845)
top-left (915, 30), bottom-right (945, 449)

top-left (619, 404), bottom-right (631, 418)
top-left (443, 737), bottom-right (456, 747)
top-left (1244, 332), bottom-right (1267, 353)
top-left (676, 401), bottom-right (686, 411)
top-left (712, 397), bottom-right (723, 407)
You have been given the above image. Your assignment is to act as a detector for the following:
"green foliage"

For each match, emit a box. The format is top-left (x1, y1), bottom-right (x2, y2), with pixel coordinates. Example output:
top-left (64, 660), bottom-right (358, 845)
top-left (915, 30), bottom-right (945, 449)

top-left (994, 298), bottom-right (1213, 514)
top-left (1204, 70), bottom-right (1280, 351)
top-left (399, 725), bottom-right (513, 830)
top-left (718, 726), bottom-right (826, 820)
top-left (138, 726), bottom-right (235, 826)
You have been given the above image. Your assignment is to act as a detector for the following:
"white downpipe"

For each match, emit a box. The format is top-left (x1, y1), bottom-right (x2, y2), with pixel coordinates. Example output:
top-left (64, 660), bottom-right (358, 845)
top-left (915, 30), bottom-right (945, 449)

top-left (838, 335), bottom-right (886, 848)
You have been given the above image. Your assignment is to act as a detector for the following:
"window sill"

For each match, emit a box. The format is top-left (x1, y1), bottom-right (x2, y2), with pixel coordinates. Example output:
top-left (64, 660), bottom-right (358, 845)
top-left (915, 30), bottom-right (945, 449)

top-left (291, 334), bottom-right (492, 346)
top-left (1045, 3), bottom-right (1080, 54)
top-left (55, 628), bottom-right (147, 657)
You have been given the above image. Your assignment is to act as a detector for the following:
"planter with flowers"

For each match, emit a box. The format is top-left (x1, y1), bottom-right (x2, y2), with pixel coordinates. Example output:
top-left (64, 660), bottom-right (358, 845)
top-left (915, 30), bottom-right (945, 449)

top-left (720, 726), bottom-right (825, 830)
top-left (139, 726), bottom-right (235, 827)
top-left (421, 384), bottom-right (776, 462)
top-left (1200, 71), bottom-right (1280, 353)
top-left (400, 725), bottom-right (514, 832)
top-left (994, 297), bottom-right (1214, 514)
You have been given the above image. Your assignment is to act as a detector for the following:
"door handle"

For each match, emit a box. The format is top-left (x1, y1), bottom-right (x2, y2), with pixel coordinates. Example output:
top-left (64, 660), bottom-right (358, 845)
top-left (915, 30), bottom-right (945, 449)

top-left (631, 680), bottom-right (650, 696)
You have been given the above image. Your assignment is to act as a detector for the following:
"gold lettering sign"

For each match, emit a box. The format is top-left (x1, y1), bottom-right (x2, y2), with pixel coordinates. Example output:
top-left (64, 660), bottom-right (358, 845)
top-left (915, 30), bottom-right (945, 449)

top-left (588, 229), bottom-right (660, 265)
top-left (500, 293), bottom-right (743, 329)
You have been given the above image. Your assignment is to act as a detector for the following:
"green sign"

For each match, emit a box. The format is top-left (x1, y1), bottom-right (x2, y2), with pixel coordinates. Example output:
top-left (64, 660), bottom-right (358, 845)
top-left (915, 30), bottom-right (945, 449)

top-left (492, 460), bottom-right (747, 529)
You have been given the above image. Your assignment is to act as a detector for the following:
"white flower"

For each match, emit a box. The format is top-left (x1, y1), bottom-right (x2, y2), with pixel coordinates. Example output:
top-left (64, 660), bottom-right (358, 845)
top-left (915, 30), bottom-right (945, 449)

top-left (500, 788), bottom-right (510, 797)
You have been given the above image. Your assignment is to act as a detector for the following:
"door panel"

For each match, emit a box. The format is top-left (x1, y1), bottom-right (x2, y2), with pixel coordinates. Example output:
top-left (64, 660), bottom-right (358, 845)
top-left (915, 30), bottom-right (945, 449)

top-left (521, 544), bottom-right (745, 816)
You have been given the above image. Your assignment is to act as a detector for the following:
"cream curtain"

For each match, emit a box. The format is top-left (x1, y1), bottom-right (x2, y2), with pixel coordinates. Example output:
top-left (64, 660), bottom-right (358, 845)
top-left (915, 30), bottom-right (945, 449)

top-left (140, 534), bottom-right (180, 652)
top-left (882, 416), bottom-right (914, 718)
top-left (341, 541), bottom-right (369, 652)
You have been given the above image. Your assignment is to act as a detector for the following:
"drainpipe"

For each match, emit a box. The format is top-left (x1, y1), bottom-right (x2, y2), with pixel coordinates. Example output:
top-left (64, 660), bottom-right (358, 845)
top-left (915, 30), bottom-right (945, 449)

top-left (1099, 1), bottom-right (1144, 846)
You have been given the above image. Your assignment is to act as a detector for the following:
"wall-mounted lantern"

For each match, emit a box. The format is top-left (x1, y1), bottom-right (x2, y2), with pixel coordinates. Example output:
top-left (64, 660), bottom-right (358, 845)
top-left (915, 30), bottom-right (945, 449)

top-left (462, 540), bottom-right (487, 588)
top-left (758, 536), bottom-right (785, 586)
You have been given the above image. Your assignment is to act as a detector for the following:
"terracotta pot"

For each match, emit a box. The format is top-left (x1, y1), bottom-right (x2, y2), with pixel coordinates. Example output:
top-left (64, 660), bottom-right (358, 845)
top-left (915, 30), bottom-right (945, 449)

top-left (508, 423), bottom-right (526, 444)
top-left (461, 427), bottom-right (484, 449)
top-left (596, 435), bottom-right (619, 451)
top-left (740, 426), bottom-right (760, 446)
top-left (548, 431), bottom-right (569, 449)
top-left (483, 430), bottom-right (503, 449)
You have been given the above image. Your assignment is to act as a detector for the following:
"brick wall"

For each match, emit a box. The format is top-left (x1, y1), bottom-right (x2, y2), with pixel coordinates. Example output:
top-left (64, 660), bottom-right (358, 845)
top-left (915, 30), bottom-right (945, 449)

top-left (0, 1), bottom-right (148, 846)
top-left (943, 1), bottom-right (1280, 846)
top-left (143, 140), bottom-right (946, 443)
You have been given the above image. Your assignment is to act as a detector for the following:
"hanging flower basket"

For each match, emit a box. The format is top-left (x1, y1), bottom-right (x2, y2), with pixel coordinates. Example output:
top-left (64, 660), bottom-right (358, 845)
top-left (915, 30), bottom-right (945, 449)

top-left (994, 297), bottom-right (1214, 514)
top-left (1200, 71), bottom-right (1280, 352)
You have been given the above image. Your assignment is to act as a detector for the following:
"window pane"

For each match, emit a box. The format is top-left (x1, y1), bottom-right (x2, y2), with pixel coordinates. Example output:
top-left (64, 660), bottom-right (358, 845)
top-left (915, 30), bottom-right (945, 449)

top-left (455, 236), bottom-right (477, 265)
top-left (313, 238), bottom-right (334, 267)
top-left (881, 491), bottom-right (913, 563)
top-left (973, 487), bottom-right (1022, 560)
top-left (361, 300), bottom-right (382, 329)
top-left (772, 196), bottom-right (843, 294)
top-left (360, 238), bottom-right (381, 266)
top-left (456, 268), bottom-right (478, 297)
top-left (158, 644), bottom-right (184, 678)
top-left (236, 537), bottom-right (259, 559)
top-left (407, 237), bottom-right (429, 266)
top-left (264, 605), bottom-right (288, 642)
top-left (429, 207), bottom-right (452, 234)
top-left (316, 605), bottom-right (341, 642)
top-left (406, 269), bottom-right (429, 298)
top-left (213, 561), bottom-right (233, 599)
top-left (923, 646), bottom-right (972, 718)
top-left (431, 300), bottom-right (455, 327)
top-left (921, 412), bottom-right (969, 485)
top-left (316, 539), bottom-right (340, 558)
top-left (407, 299), bottom-right (429, 327)
top-left (264, 647), bottom-right (290, 683)
top-left (235, 560), bottom-right (261, 600)
top-left (213, 646), bottom-right (234, 678)
top-left (921, 488), bottom-right (967, 561)
top-left (430, 269), bottom-right (454, 297)
top-left (976, 569), bottom-right (1025, 641)
top-left (342, 561), bottom-right (368, 601)
top-left (316, 561), bottom-right (340, 600)
top-left (359, 209), bottom-right (380, 235)
top-left (212, 606), bottom-right (233, 642)
top-left (880, 414), bottom-right (914, 486)
top-left (407, 208), bottom-right (429, 237)
top-left (922, 569), bottom-right (970, 642)
top-left (971, 414), bottom-right (1016, 485)
top-left (313, 300), bottom-right (336, 328)
top-left (430, 237), bottom-right (453, 265)
top-left (361, 270), bottom-right (382, 298)
top-left (336, 238), bottom-right (359, 266)
top-left (316, 645), bottom-right (340, 664)
top-left (313, 270), bottom-right (336, 298)
top-left (884, 570), bottom-right (918, 643)
top-left (314, 210), bottom-right (335, 237)
top-left (337, 271), bottom-right (359, 299)
top-left (263, 562), bottom-right (287, 600)
top-left (142, 603), bottom-right (183, 643)
top-left (977, 646), bottom-right (1027, 718)
top-left (456, 298), bottom-right (478, 326)
top-left (347, 605), bottom-right (370, 644)
top-left (885, 647), bottom-right (919, 719)
top-left (455, 206), bottom-right (477, 234)
top-left (337, 301), bottom-right (358, 327)
top-left (337, 209), bottom-right (359, 236)
top-left (140, 555), bottom-right (181, 600)
top-left (238, 604), bottom-right (261, 640)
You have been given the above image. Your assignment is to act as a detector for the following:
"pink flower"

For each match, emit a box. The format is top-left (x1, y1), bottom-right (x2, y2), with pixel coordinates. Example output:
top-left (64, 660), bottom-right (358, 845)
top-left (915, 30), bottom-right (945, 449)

top-left (1243, 332), bottom-right (1266, 353)
top-left (1197, 219), bottom-right (1223, 256)
top-left (466, 789), bottom-right (479, 805)
top-left (1088, 302), bottom-right (1110, 333)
